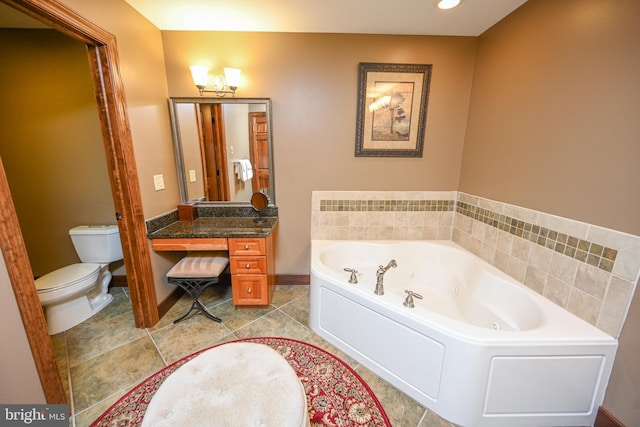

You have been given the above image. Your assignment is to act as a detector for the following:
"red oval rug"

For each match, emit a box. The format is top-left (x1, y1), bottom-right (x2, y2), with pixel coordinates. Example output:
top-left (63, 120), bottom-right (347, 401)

top-left (91, 337), bottom-right (392, 426)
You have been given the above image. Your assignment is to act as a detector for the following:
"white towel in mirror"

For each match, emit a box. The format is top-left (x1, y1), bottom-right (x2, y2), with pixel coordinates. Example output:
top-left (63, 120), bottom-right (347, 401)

top-left (236, 159), bottom-right (253, 182)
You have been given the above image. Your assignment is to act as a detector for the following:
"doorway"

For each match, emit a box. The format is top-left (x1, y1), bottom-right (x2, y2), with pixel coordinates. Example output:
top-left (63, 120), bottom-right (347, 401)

top-left (0, 28), bottom-right (115, 277)
top-left (0, 0), bottom-right (158, 403)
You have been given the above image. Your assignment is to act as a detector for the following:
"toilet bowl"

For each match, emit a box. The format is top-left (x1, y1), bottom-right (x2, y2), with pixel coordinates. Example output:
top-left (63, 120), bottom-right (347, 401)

top-left (35, 225), bottom-right (123, 335)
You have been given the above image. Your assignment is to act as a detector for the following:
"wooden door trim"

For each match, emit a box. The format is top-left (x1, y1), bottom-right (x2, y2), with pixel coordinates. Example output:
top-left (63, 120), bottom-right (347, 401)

top-left (248, 111), bottom-right (269, 194)
top-left (211, 104), bottom-right (230, 200)
top-left (0, 159), bottom-right (66, 403)
top-left (0, 0), bottom-right (159, 403)
top-left (199, 104), bottom-right (230, 201)
top-left (199, 104), bottom-right (220, 200)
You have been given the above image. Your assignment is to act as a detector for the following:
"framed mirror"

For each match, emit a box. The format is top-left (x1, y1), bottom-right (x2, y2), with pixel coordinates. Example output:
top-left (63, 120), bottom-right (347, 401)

top-left (168, 97), bottom-right (275, 206)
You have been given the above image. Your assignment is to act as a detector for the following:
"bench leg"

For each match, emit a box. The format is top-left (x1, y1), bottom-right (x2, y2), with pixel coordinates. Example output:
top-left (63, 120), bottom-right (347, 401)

top-left (173, 299), bottom-right (222, 324)
top-left (169, 278), bottom-right (222, 324)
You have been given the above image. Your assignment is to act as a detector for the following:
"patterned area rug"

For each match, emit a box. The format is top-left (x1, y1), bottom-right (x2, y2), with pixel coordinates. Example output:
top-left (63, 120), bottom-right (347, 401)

top-left (91, 337), bottom-right (391, 426)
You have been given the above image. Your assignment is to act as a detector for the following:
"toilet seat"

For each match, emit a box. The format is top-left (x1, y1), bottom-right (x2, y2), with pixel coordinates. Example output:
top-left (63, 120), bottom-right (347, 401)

top-left (36, 263), bottom-right (101, 293)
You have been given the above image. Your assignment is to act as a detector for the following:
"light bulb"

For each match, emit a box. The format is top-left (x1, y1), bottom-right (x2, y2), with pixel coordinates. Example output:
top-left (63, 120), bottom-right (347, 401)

top-left (190, 65), bottom-right (208, 87)
top-left (224, 68), bottom-right (241, 88)
top-left (437, 0), bottom-right (461, 10)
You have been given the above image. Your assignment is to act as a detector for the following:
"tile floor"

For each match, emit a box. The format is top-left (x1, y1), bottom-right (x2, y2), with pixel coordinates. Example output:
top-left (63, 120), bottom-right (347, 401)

top-left (50, 283), bottom-right (455, 427)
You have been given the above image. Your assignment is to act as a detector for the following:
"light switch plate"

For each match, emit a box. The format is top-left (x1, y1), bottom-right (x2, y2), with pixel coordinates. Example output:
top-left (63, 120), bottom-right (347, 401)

top-left (153, 174), bottom-right (165, 191)
top-left (189, 169), bottom-right (197, 183)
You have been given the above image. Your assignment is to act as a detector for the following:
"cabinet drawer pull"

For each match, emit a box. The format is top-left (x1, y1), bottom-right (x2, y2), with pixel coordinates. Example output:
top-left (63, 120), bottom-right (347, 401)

top-left (247, 287), bottom-right (252, 294)
top-left (245, 263), bottom-right (251, 269)
top-left (244, 244), bottom-right (250, 250)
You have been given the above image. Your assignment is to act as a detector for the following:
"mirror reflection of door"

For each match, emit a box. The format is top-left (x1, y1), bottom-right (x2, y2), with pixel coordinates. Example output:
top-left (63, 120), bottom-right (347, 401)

top-left (249, 111), bottom-right (270, 194)
top-left (199, 103), bottom-right (230, 201)
top-left (171, 99), bottom-right (273, 204)
top-left (174, 100), bottom-right (272, 203)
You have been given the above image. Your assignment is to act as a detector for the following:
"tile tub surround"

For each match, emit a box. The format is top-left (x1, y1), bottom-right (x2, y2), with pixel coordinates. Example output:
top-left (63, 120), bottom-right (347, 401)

top-left (310, 191), bottom-right (640, 337)
top-left (311, 191), bottom-right (457, 241)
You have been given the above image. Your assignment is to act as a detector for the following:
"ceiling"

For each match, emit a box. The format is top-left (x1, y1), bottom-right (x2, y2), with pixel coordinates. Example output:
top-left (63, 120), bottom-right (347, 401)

top-left (0, 1), bottom-right (527, 36)
top-left (122, 0), bottom-right (528, 36)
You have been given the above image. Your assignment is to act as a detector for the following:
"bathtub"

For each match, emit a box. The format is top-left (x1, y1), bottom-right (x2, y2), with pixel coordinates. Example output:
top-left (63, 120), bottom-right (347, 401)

top-left (309, 240), bottom-right (617, 427)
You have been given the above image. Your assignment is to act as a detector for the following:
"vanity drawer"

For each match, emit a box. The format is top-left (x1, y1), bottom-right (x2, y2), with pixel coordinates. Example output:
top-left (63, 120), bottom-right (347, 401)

top-left (232, 275), bottom-right (268, 305)
top-left (229, 257), bottom-right (267, 275)
top-left (228, 238), bottom-right (266, 256)
top-left (229, 235), bottom-right (274, 306)
top-left (151, 237), bottom-right (228, 251)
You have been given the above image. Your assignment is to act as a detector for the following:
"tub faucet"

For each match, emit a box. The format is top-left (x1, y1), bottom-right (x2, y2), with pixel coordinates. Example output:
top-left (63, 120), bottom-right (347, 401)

top-left (343, 268), bottom-right (359, 284)
top-left (375, 259), bottom-right (397, 295)
top-left (403, 290), bottom-right (423, 308)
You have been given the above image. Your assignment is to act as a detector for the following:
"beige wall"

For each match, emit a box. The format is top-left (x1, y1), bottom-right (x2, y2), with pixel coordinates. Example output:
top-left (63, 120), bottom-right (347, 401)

top-left (161, 31), bottom-right (478, 274)
top-left (55, 0), bottom-right (183, 302)
top-left (606, 277), bottom-right (640, 424)
top-left (460, 1), bottom-right (640, 424)
top-left (0, 256), bottom-right (46, 403)
top-left (460, 0), bottom-right (640, 237)
top-left (51, 0), bottom-right (179, 213)
top-left (176, 103), bottom-right (205, 201)
top-left (0, 29), bottom-right (113, 276)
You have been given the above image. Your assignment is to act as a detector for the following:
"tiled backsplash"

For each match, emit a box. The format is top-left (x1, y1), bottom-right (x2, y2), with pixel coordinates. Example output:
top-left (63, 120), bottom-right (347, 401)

top-left (320, 199), bottom-right (455, 212)
top-left (312, 191), bottom-right (456, 241)
top-left (311, 191), bottom-right (640, 338)
top-left (456, 200), bottom-right (617, 273)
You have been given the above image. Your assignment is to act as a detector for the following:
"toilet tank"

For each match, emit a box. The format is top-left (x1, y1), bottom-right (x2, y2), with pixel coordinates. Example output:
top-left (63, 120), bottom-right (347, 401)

top-left (69, 225), bottom-right (123, 263)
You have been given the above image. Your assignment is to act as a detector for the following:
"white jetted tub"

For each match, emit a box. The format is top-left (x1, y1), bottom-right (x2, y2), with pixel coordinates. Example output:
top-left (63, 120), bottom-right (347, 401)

top-left (309, 240), bottom-right (617, 427)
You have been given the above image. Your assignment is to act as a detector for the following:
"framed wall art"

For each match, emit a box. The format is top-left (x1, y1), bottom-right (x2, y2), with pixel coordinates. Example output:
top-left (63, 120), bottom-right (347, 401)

top-left (355, 62), bottom-right (432, 157)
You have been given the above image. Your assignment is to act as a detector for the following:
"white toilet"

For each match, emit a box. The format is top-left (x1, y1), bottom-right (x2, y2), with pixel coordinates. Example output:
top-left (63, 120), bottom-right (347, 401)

top-left (35, 225), bottom-right (123, 335)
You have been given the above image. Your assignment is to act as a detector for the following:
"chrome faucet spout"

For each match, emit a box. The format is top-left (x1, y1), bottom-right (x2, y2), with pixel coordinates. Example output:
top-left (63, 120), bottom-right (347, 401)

top-left (383, 259), bottom-right (397, 271)
top-left (374, 259), bottom-right (397, 295)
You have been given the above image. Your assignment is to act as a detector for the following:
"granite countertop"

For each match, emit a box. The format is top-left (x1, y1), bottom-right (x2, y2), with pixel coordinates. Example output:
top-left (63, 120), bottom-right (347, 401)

top-left (149, 217), bottom-right (278, 239)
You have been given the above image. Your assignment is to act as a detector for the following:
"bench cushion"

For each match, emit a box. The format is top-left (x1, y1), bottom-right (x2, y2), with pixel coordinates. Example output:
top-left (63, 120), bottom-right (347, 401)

top-left (166, 252), bottom-right (229, 279)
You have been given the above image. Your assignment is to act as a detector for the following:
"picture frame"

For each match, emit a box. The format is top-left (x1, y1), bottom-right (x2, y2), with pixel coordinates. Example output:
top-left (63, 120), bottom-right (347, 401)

top-left (355, 62), bottom-right (432, 157)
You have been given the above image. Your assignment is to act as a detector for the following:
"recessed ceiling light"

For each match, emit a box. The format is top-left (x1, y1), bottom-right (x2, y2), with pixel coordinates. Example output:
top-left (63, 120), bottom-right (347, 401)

top-left (437, 0), bottom-right (462, 10)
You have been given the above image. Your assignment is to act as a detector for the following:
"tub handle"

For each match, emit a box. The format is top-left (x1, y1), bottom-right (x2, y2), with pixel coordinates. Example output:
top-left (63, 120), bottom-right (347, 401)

top-left (403, 290), bottom-right (423, 308)
top-left (343, 268), bottom-right (359, 284)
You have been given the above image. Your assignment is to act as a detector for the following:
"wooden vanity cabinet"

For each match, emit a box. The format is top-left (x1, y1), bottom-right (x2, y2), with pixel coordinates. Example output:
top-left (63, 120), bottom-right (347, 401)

top-left (228, 236), bottom-right (275, 306)
top-left (151, 229), bottom-right (277, 307)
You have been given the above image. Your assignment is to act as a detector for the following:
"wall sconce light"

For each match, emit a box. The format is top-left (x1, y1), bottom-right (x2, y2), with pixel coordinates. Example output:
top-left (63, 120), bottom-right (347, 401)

top-left (190, 65), bottom-right (241, 97)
